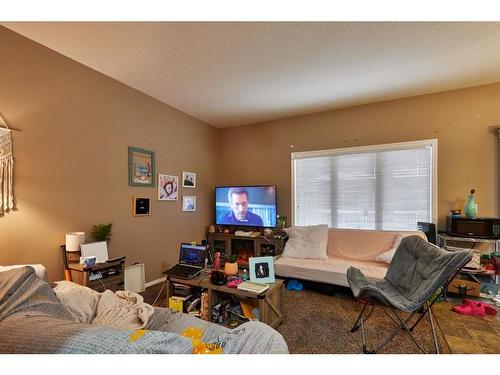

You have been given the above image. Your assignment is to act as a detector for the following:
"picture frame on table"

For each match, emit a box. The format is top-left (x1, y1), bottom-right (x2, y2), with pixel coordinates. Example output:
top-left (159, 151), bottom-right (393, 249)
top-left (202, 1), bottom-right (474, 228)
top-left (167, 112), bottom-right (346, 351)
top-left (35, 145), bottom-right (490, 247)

top-left (182, 171), bottom-right (196, 188)
top-left (182, 196), bottom-right (196, 212)
top-left (249, 256), bottom-right (275, 284)
top-left (128, 147), bottom-right (155, 187)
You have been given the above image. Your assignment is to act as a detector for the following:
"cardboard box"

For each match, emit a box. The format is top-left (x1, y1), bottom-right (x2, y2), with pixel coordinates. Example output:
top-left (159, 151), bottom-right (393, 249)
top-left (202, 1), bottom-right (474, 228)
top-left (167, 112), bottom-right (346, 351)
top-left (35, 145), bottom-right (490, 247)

top-left (447, 275), bottom-right (480, 297)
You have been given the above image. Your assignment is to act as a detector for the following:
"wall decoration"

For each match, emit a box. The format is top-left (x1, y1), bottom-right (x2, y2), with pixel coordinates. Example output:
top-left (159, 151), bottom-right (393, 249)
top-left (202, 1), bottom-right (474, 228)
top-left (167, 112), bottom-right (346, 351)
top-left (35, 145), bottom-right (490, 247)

top-left (158, 174), bottom-right (179, 201)
top-left (0, 114), bottom-right (15, 216)
top-left (132, 196), bottom-right (151, 216)
top-left (249, 256), bottom-right (275, 284)
top-left (182, 171), bottom-right (196, 188)
top-left (182, 196), bottom-right (196, 212)
top-left (128, 147), bottom-right (155, 187)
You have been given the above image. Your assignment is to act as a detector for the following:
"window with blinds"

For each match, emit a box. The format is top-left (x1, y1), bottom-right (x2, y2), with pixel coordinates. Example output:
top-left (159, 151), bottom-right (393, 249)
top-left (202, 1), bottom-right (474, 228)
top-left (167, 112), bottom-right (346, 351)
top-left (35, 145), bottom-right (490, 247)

top-left (292, 140), bottom-right (437, 231)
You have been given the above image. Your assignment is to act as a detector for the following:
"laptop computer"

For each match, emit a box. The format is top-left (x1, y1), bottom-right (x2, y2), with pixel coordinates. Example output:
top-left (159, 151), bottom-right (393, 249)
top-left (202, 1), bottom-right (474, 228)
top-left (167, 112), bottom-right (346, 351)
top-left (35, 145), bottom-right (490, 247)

top-left (164, 243), bottom-right (207, 279)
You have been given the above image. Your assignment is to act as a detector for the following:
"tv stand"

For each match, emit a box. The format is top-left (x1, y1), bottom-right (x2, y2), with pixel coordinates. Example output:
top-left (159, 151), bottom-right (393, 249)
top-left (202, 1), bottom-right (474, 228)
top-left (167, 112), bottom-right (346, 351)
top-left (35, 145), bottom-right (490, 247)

top-left (207, 232), bottom-right (288, 268)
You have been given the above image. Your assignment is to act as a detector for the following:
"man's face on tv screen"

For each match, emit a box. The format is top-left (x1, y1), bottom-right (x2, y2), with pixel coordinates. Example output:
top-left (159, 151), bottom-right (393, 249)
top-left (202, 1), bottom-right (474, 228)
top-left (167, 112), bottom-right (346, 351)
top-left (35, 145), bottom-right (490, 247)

top-left (230, 193), bottom-right (249, 220)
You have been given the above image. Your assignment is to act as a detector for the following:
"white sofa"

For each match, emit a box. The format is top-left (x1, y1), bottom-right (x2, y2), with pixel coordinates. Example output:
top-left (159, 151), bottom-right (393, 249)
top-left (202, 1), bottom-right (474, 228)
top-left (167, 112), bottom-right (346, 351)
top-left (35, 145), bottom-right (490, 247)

top-left (275, 228), bottom-right (426, 287)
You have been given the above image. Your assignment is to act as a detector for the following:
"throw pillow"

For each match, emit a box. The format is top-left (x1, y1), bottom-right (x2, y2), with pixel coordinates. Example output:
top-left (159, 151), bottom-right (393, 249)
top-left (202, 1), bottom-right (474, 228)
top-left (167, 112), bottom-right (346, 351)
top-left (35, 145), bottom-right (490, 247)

top-left (375, 234), bottom-right (404, 264)
top-left (282, 224), bottom-right (329, 259)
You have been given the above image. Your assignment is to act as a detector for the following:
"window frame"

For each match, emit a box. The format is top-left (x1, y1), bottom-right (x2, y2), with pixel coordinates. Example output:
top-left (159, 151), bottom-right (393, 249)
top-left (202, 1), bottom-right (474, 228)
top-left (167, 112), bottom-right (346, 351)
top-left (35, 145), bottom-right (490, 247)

top-left (290, 139), bottom-right (438, 228)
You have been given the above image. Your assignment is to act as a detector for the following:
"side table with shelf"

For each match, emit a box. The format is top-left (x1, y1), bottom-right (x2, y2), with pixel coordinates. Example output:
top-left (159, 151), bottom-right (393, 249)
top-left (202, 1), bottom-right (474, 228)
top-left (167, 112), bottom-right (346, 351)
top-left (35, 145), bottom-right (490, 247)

top-left (166, 271), bottom-right (284, 329)
top-left (61, 245), bottom-right (126, 292)
top-left (438, 234), bottom-right (499, 297)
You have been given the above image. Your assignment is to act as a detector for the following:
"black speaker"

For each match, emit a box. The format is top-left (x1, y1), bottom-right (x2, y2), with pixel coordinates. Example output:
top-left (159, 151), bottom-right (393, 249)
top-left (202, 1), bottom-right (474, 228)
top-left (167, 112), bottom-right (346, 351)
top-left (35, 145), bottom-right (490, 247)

top-left (417, 222), bottom-right (437, 245)
top-left (210, 271), bottom-right (227, 285)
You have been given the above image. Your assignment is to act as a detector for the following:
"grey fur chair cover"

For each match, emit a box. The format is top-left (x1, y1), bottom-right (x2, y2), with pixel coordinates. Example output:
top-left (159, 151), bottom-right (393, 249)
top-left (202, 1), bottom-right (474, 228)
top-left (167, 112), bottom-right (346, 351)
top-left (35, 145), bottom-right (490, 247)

top-left (347, 235), bottom-right (472, 312)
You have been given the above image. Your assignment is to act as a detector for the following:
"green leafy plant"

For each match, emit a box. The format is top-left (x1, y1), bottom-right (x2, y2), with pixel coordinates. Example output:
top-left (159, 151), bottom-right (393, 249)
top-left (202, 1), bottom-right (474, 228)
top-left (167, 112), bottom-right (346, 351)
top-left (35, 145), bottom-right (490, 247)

top-left (224, 253), bottom-right (238, 264)
top-left (91, 223), bottom-right (113, 242)
top-left (277, 215), bottom-right (287, 229)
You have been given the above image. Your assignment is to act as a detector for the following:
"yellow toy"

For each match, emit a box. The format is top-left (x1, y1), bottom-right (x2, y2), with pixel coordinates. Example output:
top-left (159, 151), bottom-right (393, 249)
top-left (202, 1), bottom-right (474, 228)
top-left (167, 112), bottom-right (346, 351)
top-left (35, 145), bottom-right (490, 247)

top-left (180, 327), bottom-right (224, 354)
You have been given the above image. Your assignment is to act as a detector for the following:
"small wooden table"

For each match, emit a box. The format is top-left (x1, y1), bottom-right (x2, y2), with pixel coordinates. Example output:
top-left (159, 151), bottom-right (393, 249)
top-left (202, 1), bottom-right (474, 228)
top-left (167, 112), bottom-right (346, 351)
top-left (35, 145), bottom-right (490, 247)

top-left (166, 271), bottom-right (284, 328)
top-left (67, 260), bottom-right (125, 292)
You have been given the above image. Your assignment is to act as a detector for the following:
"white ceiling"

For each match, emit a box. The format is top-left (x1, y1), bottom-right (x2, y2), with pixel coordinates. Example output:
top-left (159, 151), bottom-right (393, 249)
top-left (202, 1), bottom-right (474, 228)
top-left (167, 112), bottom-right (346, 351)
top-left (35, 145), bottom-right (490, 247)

top-left (4, 22), bottom-right (500, 128)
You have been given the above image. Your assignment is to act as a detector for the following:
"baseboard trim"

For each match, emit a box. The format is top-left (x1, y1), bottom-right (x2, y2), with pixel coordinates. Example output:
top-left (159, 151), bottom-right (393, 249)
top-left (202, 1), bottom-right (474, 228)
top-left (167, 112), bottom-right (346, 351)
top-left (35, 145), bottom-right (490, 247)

top-left (145, 276), bottom-right (166, 288)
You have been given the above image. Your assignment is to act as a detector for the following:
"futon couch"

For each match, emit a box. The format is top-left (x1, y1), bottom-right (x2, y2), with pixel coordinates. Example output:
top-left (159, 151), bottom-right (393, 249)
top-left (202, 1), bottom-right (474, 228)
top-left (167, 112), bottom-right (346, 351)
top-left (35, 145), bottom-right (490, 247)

top-left (275, 228), bottom-right (426, 287)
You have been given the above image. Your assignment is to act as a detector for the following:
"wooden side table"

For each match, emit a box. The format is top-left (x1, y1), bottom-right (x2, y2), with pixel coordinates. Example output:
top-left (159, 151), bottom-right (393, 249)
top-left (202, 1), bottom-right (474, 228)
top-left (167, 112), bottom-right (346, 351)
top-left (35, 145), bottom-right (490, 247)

top-left (61, 245), bottom-right (125, 292)
top-left (166, 272), bottom-right (284, 328)
top-left (67, 260), bottom-right (125, 292)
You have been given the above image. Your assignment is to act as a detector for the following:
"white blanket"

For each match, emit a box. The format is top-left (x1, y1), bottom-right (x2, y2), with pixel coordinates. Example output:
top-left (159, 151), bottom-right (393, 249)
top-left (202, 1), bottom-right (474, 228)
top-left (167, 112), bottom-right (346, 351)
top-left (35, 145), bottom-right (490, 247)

top-left (53, 281), bottom-right (154, 329)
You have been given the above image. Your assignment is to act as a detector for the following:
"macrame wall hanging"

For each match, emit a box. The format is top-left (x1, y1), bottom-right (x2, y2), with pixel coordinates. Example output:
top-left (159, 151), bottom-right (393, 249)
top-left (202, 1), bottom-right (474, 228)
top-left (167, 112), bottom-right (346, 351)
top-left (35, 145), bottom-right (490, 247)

top-left (0, 114), bottom-right (15, 216)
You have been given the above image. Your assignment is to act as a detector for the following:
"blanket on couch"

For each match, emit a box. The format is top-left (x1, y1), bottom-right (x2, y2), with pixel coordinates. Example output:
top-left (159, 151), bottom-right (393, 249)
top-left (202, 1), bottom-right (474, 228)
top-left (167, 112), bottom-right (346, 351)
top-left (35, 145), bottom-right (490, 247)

top-left (0, 267), bottom-right (288, 354)
top-left (53, 281), bottom-right (155, 329)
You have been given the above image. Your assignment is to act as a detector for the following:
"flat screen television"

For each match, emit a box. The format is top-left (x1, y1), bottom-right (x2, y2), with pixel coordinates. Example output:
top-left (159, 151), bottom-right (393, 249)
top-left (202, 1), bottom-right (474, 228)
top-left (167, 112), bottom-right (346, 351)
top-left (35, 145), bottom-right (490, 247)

top-left (215, 185), bottom-right (277, 228)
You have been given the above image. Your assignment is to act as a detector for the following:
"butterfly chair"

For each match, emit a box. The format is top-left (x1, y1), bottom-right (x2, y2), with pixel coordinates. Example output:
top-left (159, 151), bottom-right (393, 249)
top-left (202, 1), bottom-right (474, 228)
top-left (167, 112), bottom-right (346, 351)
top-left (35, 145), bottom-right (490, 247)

top-left (347, 235), bottom-right (472, 354)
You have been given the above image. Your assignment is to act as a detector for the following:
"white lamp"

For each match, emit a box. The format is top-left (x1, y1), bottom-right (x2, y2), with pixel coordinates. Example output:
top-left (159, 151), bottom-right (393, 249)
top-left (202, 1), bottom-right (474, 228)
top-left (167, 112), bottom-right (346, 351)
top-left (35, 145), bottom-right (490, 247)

top-left (65, 232), bottom-right (85, 252)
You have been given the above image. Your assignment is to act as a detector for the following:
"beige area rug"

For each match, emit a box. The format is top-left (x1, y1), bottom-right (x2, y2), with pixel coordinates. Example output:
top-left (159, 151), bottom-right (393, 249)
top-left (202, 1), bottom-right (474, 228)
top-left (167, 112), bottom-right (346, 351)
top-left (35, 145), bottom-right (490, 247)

top-left (277, 286), bottom-right (451, 354)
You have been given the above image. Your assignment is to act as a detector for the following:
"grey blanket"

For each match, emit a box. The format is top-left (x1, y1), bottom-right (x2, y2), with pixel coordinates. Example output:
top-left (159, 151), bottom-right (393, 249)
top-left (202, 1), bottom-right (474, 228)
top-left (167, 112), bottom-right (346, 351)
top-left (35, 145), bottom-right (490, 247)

top-left (0, 267), bottom-right (288, 354)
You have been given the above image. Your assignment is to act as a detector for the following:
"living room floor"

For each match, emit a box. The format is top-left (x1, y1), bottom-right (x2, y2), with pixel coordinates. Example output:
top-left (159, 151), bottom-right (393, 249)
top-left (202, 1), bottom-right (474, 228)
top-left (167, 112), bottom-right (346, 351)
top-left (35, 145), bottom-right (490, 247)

top-left (432, 298), bottom-right (499, 354)
top-left (141, 281), bottom-right (499, 354)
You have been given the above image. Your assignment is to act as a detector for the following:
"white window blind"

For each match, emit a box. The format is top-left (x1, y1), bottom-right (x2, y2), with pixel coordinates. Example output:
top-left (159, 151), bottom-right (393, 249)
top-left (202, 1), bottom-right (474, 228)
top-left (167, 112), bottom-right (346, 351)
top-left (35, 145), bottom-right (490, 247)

top-left (292, 140), bottom-right (436, 231)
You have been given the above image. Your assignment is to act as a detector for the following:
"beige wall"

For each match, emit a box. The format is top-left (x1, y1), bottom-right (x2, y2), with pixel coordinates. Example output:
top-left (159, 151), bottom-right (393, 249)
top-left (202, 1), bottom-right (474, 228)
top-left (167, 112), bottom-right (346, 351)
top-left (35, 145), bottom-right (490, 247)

top-left (0, 27), bottom-right (220, 282)
top-left (2, 25), bottom-right (500, 284)
top-left (219, 83), bottom-right (500, 230)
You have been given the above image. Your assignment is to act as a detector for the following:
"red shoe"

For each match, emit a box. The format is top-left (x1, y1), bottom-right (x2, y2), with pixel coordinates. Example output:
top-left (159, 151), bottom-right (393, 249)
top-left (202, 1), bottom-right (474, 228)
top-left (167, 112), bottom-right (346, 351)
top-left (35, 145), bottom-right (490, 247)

top-left (463, 299), bottom-right (498, 316)
top-left (452, 302), bottom-right (486, 317)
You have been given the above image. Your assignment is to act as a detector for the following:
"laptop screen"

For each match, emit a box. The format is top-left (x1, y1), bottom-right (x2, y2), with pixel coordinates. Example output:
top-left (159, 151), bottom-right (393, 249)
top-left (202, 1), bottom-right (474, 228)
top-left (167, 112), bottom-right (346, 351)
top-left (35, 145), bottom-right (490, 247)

top-left (179, 243), bottom-right (206, 267)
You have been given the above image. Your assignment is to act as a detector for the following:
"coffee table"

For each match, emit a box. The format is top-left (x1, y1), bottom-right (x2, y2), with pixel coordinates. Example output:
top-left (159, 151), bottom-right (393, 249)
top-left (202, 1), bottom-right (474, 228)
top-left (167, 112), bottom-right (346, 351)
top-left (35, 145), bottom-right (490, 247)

top-left (166, 271), bottom-right (284, 328)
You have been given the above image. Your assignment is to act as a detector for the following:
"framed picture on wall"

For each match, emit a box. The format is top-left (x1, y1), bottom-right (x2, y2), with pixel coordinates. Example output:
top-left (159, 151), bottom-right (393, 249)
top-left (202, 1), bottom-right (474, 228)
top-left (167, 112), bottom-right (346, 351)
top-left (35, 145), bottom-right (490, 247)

top-left (182, 196), bottom-right (196, 212)
top-left (158, 174), bottom-right (179, 201)
top-left (182, 171), bottom-right (196, 188)
top-left (132, 196), bottom-right (151, 216)
top-left (128, 147), bottom-right (155, 187)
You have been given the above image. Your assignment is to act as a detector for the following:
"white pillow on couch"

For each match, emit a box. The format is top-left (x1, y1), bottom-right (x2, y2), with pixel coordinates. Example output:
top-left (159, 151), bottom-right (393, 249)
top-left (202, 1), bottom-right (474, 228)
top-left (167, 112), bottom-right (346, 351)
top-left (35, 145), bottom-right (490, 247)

top-left (282, 224), bottom-right (329, 259)
top-left (375, 234), bottom-right (404, 264)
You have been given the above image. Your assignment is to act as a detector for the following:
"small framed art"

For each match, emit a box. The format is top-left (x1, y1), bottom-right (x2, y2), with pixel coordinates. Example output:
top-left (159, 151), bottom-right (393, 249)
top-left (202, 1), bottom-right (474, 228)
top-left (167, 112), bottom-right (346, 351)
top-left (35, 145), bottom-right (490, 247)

top-left (158, 174), bottom-right (179, 201)
top-left (249, 256), bottom-right (275, 284)
top-left (128, 147), bottom-right (155, 187)
top-left (182, 196), bottom-right (196, 212)
top-left (182, 171), bottom-right (196, 188)
top-left (132, 196), bottom-right (151, 216)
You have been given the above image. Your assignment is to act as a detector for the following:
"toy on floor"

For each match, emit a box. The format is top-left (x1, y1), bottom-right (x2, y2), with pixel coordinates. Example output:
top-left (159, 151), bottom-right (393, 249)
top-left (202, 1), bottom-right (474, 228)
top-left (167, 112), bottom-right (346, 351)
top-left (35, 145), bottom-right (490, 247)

top-left (452, 298), bottom-right (497, 317)
top-left (287, 279), bottom-right (303, 291)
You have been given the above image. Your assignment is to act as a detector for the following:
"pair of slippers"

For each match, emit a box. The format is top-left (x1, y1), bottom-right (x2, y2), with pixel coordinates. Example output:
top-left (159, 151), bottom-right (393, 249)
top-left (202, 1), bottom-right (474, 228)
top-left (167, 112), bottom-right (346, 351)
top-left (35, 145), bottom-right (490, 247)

top-left (452, 298), bottom-right (497, 317)
top-left (287, 279), bottom-right (303, 291)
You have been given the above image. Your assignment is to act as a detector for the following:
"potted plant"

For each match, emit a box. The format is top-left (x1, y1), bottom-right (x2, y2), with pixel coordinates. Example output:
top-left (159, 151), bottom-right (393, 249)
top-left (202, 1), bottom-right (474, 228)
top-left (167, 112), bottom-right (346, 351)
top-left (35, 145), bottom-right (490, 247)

top-left (224, 254), bottom-right (239, 276)
top-left (90, 223), bottom-right (113, 243)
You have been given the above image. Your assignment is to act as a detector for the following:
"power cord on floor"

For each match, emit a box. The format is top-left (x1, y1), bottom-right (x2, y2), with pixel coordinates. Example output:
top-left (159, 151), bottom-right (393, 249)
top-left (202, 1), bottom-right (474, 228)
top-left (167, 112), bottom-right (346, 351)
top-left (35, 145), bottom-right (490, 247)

top-left (97, 277), bottom-right (107, 292)
top-left (151, 278), bottom-right (167, 307)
